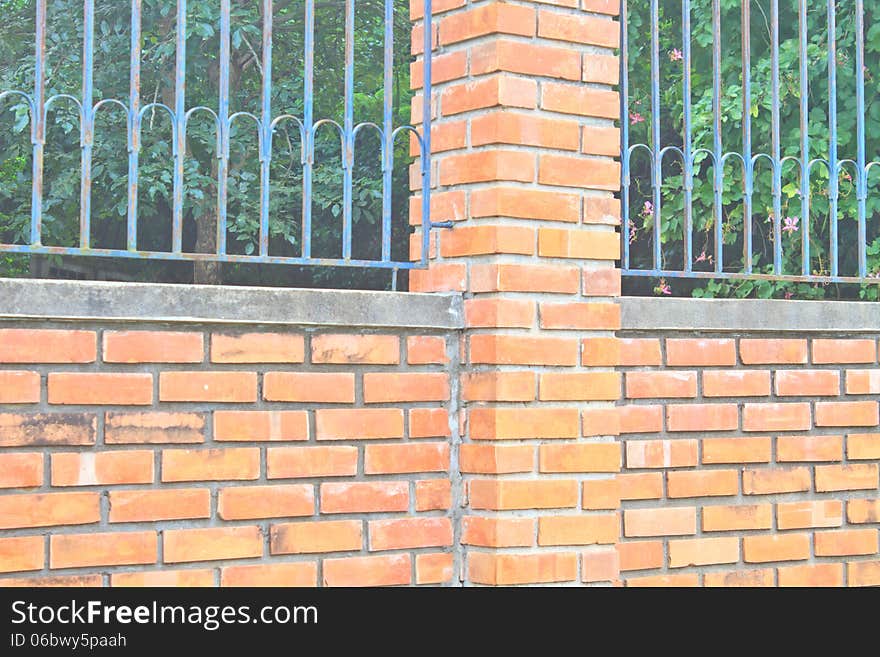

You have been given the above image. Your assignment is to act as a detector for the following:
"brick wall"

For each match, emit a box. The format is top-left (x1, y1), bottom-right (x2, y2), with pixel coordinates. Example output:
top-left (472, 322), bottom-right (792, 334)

top-left (0, 322), bottom-right (458, 587)
top-left (613, 330), bottom-right (880, 587)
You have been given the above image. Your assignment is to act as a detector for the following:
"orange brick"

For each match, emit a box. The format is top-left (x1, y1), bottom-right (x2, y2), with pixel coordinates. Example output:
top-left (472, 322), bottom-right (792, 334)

top-left (539, 302), bottom-right (621, 330)
top-left (159, 372), bottom-right (256, 403)
top-left (617, 540), bottom-right (663, 571)
top-left (626, 573), bottom-right (700, 587)
top-left (461, 371), bottom-right (535, 402)
top-left (538, 514), bottom-right (617, 546)
top-left (704, 568), bottom-right (774, 587)
top-left (311, 334), bottom-right (399, 364)
top-left (112, 570), bottom-right (214, 587)
top-left (702, 504), bottom-right (772, 532)
top-left (775, 370), bottom-right (840, 396)
top-left (365, 443), bottom-right (449, 474)
top-left (267, 446), bottom-right (357, 479)
top-left (0, 575), bottom-right (102, 587)
top-left (815, 529), bottom-right (878, 556)
top-left (270, 520), bottom-right (362, 554)
top-left (323, 554), bottom-right (411, 586)
top-left (815, 463), bottom-right (879, 492)
top-left (584, 195), bottom-right (622, 225)
top-left (470, 186), bottom-right (580, 223)
top-left (210, 332), bottom-right (304, 363)
top-left (406, 336), bottom-right (447, 364)
top-left (471, 38), bottom-right (580, 80)
top-left (580, 126), bottom-right (621, 157)
top-left (583, 407), bottom-right (623, 436)
top-left (363, 373), bottom-right (449, 403)
top-left (369, 518), bottom-right (453, 551)
top-left (471, 263), bottom-right (580, 294)
top-left (845, 370), bottom-right (880, 394)
top-left (108, 489), bottom-right (210, 523)
top-left (742, 403), bottom-right (811, 432)
top-left (462, 517), bottom-right (534, 548)
top-left (459, 444), bottom-right (534, 474)
top-left (409, 50), bottom-right (467, 90)
top-left (581, 547), bottom-right (619, 583)
top-left (219, 484), bottom-right (314, 520)
top-left (262, 373), bottom-right (354, 403)
top-left (617, 472), bottom-right (663, 500)
top-left (470, 334), bottom-right (578, 366)
top-left (163, 526), bottom-right (262, 563)
top-left (581, 337), bottom-right (620, 366)
top-left (668, 537), bottom-right (739, 568)
top-left (778, 563), bottom-right (843, 587)
top-left (439, 149), bottom-right (535, 186)
top-left (538, 9), bottom-right (619, 47)
top-left (409, 190), bottom-right (466, 226)
top-left (104, 412), bottom-right (204, 444)
top-left (471, 112), bottom-right (579, 151)
top-left (410, 408), bottom-right (450, 438)
top-left (0, 453), bottom-right (42, 488)
top-left (743, 533), bottom-right (810, 563)
top-left (541, 81), bottom-right (619, 119)
top-left (0, 329), bottom-right (95, 363)
top-left (51, 531), bottom-right (156, 568)
top-left (439, 224), bottom-right (535, 258)
top-left (848, 560), bottom-right (880, 586)
top-left (618, 405), bottom-right (664, 433)
top-left (702, 370), bottom-right (770, 397)
top-left (103, 331), bottom-right (203, 363)
top-left (464, 299), bottom-right (535, 330)
top-left (582, 53), bottom-right (619, 84)
top-left (415, 479), bottom-right (452, 511)
top-left (537, 228), bottom-right (620, 260)
top-left (815, 401), bottom-right (879, 427)
top-left (667, 470), bottom-right (739, 498)
top-left (416, 553), bottom-right (454, 585)
top-left (213, 410), bottom-right (308, 442)
top-left (666, 338), bottom-right (736, 366)
top-left (776, 500), bottom-right (843, 530)
top-left (626, 371), bottom-right (696, 399)
top-left (408, 118), bottom-right (467, 155)
top-left (812, 339), bottom-right (876, 364)
top-left (469, 552), bottom-right (577, 585)
top-left (441, 75), bottom-right (537, 116)
top-left (0, 536), bottom-right (43, 574)
top-left (469, 407), bottom-right (579, 440)
top-left (582, 267), bottom-right (621, 296)
top-left (777, 435), bottom-right (843, 462)
top-left (315, 409), bottom-right (404, 440)
top-left (582, 479), bottom-right (620, 510)
top-left (667, 404), bottom-right (738, 432)
top-left (469, 479), bottom-right (578, 510)
top-left (581, 0), bottom-right (621, 14)
top-left (623, 507), bottom-right (696, 537)
top-left (539, 443), bottom-right (620, 473)
top-left (848, 498), bottom-right (880, 524)
top-left (625, 439), bottom-right (697, 468)
top-left (321, 481), bottom-right (409, 513)
top-left (538, 153), bottom-right (620, 191)
top-left (0, 491), bottom-right (99, 530)
top-left (48, 373), bottom-right (152, 406)
top-left (51, 450), bottom-right (153, 486)
top-left (539, 372), bottom-right (619, 401)
top-left (221, 563), bottom-right (316, 587)
top-left (0, 371), bottom-right (40, 403)
top-left (161, 448), bottom-right (259, 482)
top-left (740, 339), bottom-right (807, 364)
top-left (439, 4), bottom-right (535, 46)
top-left (743, 467), bottom-right (811, 494)
top-left (409, 263), bottom-right (467, 292)
top-left (702, 437), bottom-right (772, 464)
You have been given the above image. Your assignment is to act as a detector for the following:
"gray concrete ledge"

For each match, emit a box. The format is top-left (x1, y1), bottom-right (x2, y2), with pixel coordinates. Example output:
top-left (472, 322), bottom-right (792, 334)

top-left (621, 296), bottom-right (880, 333)
top-left (0, 278), bottom-right (464, 329)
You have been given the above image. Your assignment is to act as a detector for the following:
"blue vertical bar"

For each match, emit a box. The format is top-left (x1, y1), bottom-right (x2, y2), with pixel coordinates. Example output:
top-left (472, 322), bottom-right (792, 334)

top-left (650, 0), bottom-right (661, 270)
top-left (172, 0), bottom-right (186, 253)
top-left (381, 0), bottom-right (393, 263)
top-left (682, 0), bottom-right (693, 272)
top-left (217, 0), bottom-right (230, 256)
top-left (79, 0), bottom-right (94, 249)
top-left (30, 0), bottom-right (47, 246)
top-left (420, 0), bottom-right (432, 264)
top-left (259, 0), bottom-right (273, 257)
top-left (770, 0), bottom-right (782, 274)
top-left (620, 0), bottom-right (630, 270)
top-left (741, 0), bottom-right (753, 274)
top-left (799, 0), bottom-right (810, 275)
top-left (712, 0), bottom-right (723, 274)
top-left (302, 0), bottom-right (314, 259)
top-left (856, 0), bottom-right (867, 278)
top-left (342, 0), bottom-right (354, 260)
top-left (127, 0), bottom-right (141, 251)
top-left (827, 0), bottom-right (838, 277)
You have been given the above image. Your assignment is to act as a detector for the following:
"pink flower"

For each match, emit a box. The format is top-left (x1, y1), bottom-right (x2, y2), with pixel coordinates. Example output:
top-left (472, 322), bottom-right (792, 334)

top-left (629, 111), bottom-right (645, 125)
top-left (782, 216), bottom-right (799, 235)
top-left (654, 279), bottom-right (672, 296)
top-left (784, 291), bottom-right (793, 300)
top-left (669, 48), bottom-right (683, 62)
top-left (641, 201), bottom-right (654, 218)
top-left (695, 251), bottom-right (713, 265)
top-left (628, 220), bottom-right (637, 244)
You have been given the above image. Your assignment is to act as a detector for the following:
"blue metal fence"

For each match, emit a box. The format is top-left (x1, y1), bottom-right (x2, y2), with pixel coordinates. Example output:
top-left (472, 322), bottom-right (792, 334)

top-left (621, 0), bottom-right (878, 285)
top-left (0, 0), bottom-right (443, 272)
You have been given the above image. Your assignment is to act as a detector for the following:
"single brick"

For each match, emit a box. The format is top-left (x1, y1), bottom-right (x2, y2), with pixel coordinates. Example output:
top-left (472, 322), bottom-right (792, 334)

top-left (270, 520), bottom-right (362, 554)
top-left (0, 492), bottom-right (99, 530)
top-left (0, 575), bottom-right (102, 587)
top-left (666, 470), bottom-right (739, 498)
top-left (409, 408), bottom-right (451, 438)
top-left (159, 372), bottom-right (257, 403)
top-left (666, 339), bottom-right (735, 366)
top-left (461, 371), bottom-right (535, 402)
top-left (540, 372), bottom-right (620, 401)
top-left (415, 479), bottom-right (452, 512)
top-left (315, 409), bottom-right (404, 440)
top-left (323, 554), bottom-right (411, 587)
top-left (0, 329), bottom-right (95, 363)
top-left (581, 547), bottom-right (620, 583)
top-left (459, 444), bottom-right (534, 474)
top-left (740, 339), bottom-right (807, 364)
top-left (0, 453), bottom-right (42, 489)
top-left (464, 298), bottom-right (536, 329)
top-left (777, 435), bottom-right (843, 462)
top-left (538, 301), bottom-right (620, 330)
top-left (815, 401), bottom-right (879, 427)
top-left (625, 439), bottom-right (697, 468)
top-left (617, 405), bottom-right (663, 434)
top-left (537, 514), bottom-right (618, 546)
top-left (364, 443), bottom-right (449, 474)
top-left (48, 373), bottom-right (152, 406)
top-left (211, 332), bottom-right (304, 363)
top-left (539, 443), bottom-right (620, 473)
top-left (416, 553), bottom-right (454, 585)
top-left (815, 464), bottom-right (879, 492)
top-left (742, 403), bottom-right (811, 432)
top-left (462, 517), bottom-right (534, 548)
top-left (109, 489), bottom-right (211, 523)
top-left (702, 504), bottom-right (772, 532)
top-left (0, 413), bottom-right (97, 447)
top-left (469, 407), bottom-right (579, 440)
top-left (50, 531), bottom-right (157, 568)
top-left (623, 507), bottom-right (697, 537)
top-left (311, 334), bottom-right (400, 364)
top-left (814, 529), bottom-right (878, 557)
top-left (582, 479), bottom-right (620, 510)
top-left (845, 370), bottom-right (880, 395)
top-left (470, 263), bottom-right (580, 295)
top-left (51, 451), bottom-right (153, 486)
top-left (103, 331), bottom-right (203, 363)
top-left (702, 437), bottom-right (771, 464)
top-left (320, 481), bottom-right (409, 514)
top-left (368, 518), bottom-right (453, 551)
top-left (812, 339), bottom-right (876, 364)
top-left (540, 81), bottom-right (618, 119)
top-left (666, 403), bottom-right (738, 432)
top-left (848, 560), bottom-right (880, 586)
top-left (470, 39), bottom-right (581, 81)
top-left (469, 479), bottom-right (578, 510)
top-left (703, 568), bottom-right (774, 587)
top-left (112, 570), bottom-right (214, 587)
top-left (582, 266), bottom-right (622, 296)
top-left (702, 370), bottom-right (770, 397)
top-left (105, 412), bottom-right (204, 444)
top-left (847, 498), bottom-right (880, 524)
top-left (668, 537), bottom-right (739, 568)
top-left (0, 536), bottom-right (43, 574)
top-left (0, 371), bottom-right (40, 403)
top-left (469, 334), bottom-right (578, 366)
top-left (626, 371), bottom-right (696, 399)
top-left (218, 484), bottom-right (314, 520)
top-left (617, 540), bottom-right (663, 572)
top-left (743, 467), bottom-right (811, 495)
top-left (161, 448), bottom-right (260, 482)
top-left (263, 373), bottom-right (355, 403)
top-left (470, 186), bottom-right (579, 224)
top-left (267, 446), bottom-right (358, 479)
top-left (743, 533), bottom-right (810, 563)
top-left (775, 369), bottom-right (840, 396)
top-left (213, 410), bottom-right (309, 442)
top-left (406, 336), bottom-right (448, 364)
top-left (776, 500), bottom-right (843, 530)
top-left (363, 373), bottom-right (449, 403)
top-left (626, 574), bottom-right (700, 587)
top-left (778, 563), bottom-right (844, 587)
top-left (163, 526), bottom-right (262, 563)
top-left (583, 407), bottom-right (622, 437)
top-left (468, 552), bottom-right (577, 586)
top-left (220, 563), bottom-right (317, 587)
top-left (617, 472), bottom-right (664, 500)
top-left (439, 4), bottom-right (535, 46)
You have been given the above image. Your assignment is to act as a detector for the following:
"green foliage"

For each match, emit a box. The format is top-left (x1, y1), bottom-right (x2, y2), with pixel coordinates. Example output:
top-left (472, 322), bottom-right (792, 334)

top-left (625, 0), bottom-right (880, 300)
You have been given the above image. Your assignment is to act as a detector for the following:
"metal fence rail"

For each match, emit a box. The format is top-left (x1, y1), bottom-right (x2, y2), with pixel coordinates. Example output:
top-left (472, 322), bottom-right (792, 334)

top-left (621, 0), bottom-right (877, 285)
top-left (0, 0), bottom-right (440, 272)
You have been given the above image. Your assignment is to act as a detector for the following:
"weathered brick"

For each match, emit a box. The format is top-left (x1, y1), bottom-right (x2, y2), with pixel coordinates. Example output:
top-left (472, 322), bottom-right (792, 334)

top-left (51, 531), bottom-right (157, 568)
top-left (323, 554), bottom-right (411, 586)
top-left (815, 464), bottom-right (878, 492)
top-left (625, 439), bottom-right (697, 468)
top-left (848, 560), bottom-right (880, 586)
top-left (623, 507), bottom-right (696, 537)
top-left (406, 336), bottom-right (448, 364)
top-left (311, 334), bottom-right (399, 364)
top-left (211, 332), bottom-right (304, 363)
top-left (703, 568), bottom-right (774, 587)
top-left (469, 479), bottom-right (578, 510)
top-left (469, 552), bottom-right (577, 585)
top-left (743, 467), bottom-right (811, 495)
top-left (270, 520), bottom-right (362, 554)
top-left (778, 563), bottom-right (844, 587)
top-left (221, 563), bottom-right (317, 587)
top-left (848, 498), bottom-right (880, 524)
top-left (777, 435), bottom-right (843, 462)
top-left (666, 339), bottom-right (735, 366)
top-left (163, 526), bottom-right (262, 563)
top-left (0, 491), bottom-right (99, 529)
top-left (105, 412), bottom-right (204, 444)
top-left (415, 479), bottom-right (451, 511)
top-left (668, 537), bottom-right (739, 568)
top-left (51, 451), bottom-right (153, 486)
top-left (369, 518), bottom-right (453, 551)
top-left (626, 371), bottom-right (696, 399)
top-left (320, 481), bottom-right (409, 513)
top-left (702, 504), bottom-right (772, 532)
top-left (814, 529), bottom-right (878, 556)
top-left (742, 403), bottom-right (811, 432)
top-left (410, 408), bottom-right (451, 438)
top-left (0, 575), bottom-right (102, 587)
top-left (845, 370), bottom-right (880, 395)
top-left (743, 533), bottom-right (810, 563)
top-left (416, 553), bottom-right (454, 585)
top-left (776, 500), bottom-right (843, 530)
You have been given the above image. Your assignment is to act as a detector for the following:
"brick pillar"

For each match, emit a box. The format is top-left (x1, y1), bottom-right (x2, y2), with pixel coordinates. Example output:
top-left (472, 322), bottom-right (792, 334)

top-left (410, 0), bottom-right (623, 585)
